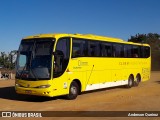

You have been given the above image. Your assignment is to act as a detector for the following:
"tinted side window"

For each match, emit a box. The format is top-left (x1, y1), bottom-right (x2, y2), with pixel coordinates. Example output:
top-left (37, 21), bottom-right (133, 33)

top-left (101, 42), bottom-right (112, 57)
top-left (72, 39), bottom-right (81, 57)
top-left (124, 45), bottom-right (128, 57)
top-left (88, 41), bottom-right (100, 57)
top-left (56, 38), bottom-right (70, 59)
top-left (132, 46), bottom-right (140, 58)
top-left (72, 39), bottom-right (88, 58)
top-left (54, 38), bottom-right (70, 77)
top-left (144, 46), bottom-right (150, 58)
top-left (140, 46), bottom-right (145, 58)
top-left (113, 44), bottom-right (124, 57)
top-left (82, 40), bottom-right (88, 56)
top-left (124, 45), bottom-right (150, 58)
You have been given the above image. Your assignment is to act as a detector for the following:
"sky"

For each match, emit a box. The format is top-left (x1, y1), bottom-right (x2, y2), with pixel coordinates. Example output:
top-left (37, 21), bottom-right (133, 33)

top-left (0, 0), bottom-right (160, 52)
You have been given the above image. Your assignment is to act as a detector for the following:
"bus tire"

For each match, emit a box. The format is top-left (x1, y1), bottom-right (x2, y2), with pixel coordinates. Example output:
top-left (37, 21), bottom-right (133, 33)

top-left (127, 75), bottom-right (134, 88)
top-left (66, 81), bottom-right (79, 100)
top-left (135, 74), bottom-right (141, 86)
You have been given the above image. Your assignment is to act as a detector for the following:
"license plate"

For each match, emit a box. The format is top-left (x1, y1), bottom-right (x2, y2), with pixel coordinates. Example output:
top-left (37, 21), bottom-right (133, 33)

top-left (25, 90), bottom-right (32, 94)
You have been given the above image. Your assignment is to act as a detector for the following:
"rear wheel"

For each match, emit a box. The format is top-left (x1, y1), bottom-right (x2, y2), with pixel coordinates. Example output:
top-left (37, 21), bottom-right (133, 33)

top-left (135, 74), bottom-right (141, 86)
top-left (66, 81), bottom-right (79, 100)
top-left (127, 75), bottom-right (134, 88)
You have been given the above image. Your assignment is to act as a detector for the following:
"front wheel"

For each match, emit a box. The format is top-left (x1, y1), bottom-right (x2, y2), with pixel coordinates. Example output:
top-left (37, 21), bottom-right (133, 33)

top-left (66, 81), bottom-right (79, 100)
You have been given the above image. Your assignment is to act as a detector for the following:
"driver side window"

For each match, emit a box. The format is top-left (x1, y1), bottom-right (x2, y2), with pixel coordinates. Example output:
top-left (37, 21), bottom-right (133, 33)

top-left (54, 38), bottom-right (70, 78)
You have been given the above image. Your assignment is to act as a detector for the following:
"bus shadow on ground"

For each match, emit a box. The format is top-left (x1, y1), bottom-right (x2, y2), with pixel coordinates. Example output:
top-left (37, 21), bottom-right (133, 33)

top-left (0, 85), bottom-right (130, 102)
top-left (0, 86), bottom-right (64, 102)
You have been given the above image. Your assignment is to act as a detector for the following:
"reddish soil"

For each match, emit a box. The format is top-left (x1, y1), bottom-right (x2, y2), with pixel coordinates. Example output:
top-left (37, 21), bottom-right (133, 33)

top-left (0, 72), bottom-right (160, 120)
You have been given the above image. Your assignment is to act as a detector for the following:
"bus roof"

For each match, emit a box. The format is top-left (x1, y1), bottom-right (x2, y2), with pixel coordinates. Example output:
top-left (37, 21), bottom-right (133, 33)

top-left (23, 33), bottom-right (150, 46)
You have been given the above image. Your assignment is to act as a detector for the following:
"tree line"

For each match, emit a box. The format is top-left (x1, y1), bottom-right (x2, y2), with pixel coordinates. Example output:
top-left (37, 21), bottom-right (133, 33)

top-left (128, 33), bottom-right (160, 51)
top-left (0, 50), bottom-right (17, 70)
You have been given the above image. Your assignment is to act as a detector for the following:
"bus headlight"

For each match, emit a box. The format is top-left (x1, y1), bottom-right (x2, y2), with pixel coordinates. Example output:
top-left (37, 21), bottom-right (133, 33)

top-left (15, 83), bottom-right (23, 87)
top-left (37, 84), bottom-right (51, 88)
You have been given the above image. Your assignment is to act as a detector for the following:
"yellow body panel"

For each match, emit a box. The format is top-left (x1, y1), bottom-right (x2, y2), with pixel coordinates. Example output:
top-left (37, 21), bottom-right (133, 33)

top-left (15, 33), bottom-right (151, 97)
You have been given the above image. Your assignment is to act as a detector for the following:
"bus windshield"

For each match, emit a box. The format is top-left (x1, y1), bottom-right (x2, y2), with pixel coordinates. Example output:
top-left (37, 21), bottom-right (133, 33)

top-left (16, 38), bottom-right (54, 80)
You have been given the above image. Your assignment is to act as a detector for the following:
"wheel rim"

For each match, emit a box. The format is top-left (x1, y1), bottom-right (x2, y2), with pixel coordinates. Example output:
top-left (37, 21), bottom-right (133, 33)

top-left (136, 75), bottom-right (140, 85)
top-left (71, 86), bottom-right (77, 95)
top-left (137, 76), bottom-right (140, 83)
top-left (129, 78), bottom-right (133, 87)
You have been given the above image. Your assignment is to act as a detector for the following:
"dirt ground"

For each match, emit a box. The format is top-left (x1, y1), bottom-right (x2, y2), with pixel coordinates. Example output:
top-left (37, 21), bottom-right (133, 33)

top-left (0, 72), bottom-right (160, 120)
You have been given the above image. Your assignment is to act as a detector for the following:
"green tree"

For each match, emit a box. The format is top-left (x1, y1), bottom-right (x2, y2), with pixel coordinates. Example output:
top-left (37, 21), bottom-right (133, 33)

top-left (0, 50), bottom-right (17, 70)
top-left (128, 33), bottom-right (160, 50)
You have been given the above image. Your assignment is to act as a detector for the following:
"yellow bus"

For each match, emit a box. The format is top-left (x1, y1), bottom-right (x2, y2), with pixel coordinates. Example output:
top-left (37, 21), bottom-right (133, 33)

top-left (15, 33), bottom-right (151, 99)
